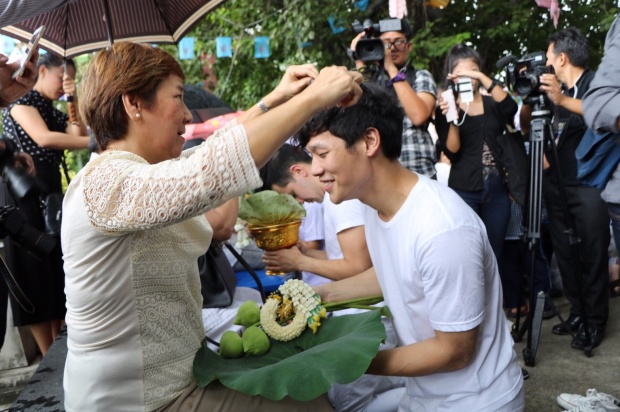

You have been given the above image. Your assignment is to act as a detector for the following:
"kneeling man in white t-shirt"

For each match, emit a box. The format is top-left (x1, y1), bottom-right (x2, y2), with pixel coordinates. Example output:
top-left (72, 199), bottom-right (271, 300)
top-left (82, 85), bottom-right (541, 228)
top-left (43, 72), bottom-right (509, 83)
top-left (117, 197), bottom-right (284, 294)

top-left (294, 81), bottom-right (524, 411)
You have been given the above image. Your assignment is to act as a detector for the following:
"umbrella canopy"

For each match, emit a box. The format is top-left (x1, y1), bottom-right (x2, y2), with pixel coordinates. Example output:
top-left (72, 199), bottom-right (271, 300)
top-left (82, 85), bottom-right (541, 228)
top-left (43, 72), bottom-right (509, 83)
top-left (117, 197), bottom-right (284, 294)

top-left (0, 0), bottom-right (228, 58)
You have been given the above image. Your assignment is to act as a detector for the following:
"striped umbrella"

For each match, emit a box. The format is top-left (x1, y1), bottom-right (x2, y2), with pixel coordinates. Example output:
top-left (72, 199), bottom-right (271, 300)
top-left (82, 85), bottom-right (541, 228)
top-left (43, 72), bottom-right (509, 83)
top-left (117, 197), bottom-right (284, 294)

top-left (0, 0), bottom-right (228, 58)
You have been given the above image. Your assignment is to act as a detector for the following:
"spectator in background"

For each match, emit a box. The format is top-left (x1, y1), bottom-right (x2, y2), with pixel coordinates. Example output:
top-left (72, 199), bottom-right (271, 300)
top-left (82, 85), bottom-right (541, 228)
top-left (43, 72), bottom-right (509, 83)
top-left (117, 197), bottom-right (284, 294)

top-left (435, 44), bottom-right (518, 262)
top-left (348, 18), bottom-right (438, 178)
top-left (583, 13), bottom-right (620, 299)
top-left (522, 27), bottom-right (609, 350)
top-left (260, 144), bottom-right (372, 284)
top-left (1, 53), bottom-right (89, 356)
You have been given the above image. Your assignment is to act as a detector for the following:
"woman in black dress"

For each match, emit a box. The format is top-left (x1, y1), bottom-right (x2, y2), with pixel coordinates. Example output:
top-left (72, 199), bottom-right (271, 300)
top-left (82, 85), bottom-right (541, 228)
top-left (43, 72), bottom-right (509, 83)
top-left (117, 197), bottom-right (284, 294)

top-left (1, 53), bottom-right (89, 355)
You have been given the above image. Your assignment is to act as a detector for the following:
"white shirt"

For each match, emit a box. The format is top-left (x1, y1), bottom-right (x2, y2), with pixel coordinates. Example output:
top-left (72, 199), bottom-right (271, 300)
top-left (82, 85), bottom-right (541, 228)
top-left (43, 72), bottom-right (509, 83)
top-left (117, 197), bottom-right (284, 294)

top-left (298, 201), bottom-right (325, 286)
top-left (364, 175), bottom-right (522, 411)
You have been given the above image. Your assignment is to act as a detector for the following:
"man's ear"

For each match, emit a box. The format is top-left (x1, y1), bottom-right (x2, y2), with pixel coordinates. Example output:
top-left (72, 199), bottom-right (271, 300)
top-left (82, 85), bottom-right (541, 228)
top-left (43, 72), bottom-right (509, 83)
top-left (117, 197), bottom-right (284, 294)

top-left (289, 163), bottom-right (308, 177)
top-left (364, 128), bottom-right (381, 157)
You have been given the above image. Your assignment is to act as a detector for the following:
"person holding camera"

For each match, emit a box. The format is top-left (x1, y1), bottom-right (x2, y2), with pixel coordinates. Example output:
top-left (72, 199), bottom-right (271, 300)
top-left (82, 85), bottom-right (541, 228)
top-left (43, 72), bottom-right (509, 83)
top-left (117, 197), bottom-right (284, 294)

top-left (1, 53), bottom-right (90, 356)
top-left (349, 18), bottom-right (438, 178)
top-left (520, 27), bottom-right (610, 350)
top-left (434, 44), bottom-right (518, 262)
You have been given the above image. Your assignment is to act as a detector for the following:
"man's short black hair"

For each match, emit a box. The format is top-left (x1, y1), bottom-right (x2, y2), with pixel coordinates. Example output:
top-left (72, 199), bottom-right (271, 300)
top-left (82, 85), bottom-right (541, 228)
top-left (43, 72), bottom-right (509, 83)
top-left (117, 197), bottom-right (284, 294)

top-left (548, 27), bottom-right (589, 69)
top-left (293, 81), bottom-right (404, 160)
top-left (259, 143), bottom-right (311, 191)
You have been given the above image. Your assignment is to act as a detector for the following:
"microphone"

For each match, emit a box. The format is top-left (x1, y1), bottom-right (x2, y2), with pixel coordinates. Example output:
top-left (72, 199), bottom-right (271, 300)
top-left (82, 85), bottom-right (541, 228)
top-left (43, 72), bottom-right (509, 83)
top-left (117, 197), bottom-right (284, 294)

top-left (496, 54), bottom-right (517, 69)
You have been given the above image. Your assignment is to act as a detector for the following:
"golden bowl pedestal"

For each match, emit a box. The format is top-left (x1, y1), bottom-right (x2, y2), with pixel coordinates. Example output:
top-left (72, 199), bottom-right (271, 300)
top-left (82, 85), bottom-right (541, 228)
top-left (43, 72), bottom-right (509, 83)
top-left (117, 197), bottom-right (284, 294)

top-left (247, 220), bottom-right (302, 275)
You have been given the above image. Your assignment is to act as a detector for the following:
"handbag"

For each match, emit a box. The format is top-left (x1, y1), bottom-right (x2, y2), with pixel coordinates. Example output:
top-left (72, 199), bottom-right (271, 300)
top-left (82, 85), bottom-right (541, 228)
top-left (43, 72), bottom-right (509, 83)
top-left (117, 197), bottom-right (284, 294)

top-left (199, 241), bottom-right (267, 309)
top-left (575, 128), bottom-right (620, 190)
top-left (41, 192), bottom-right (64, 237)
top-left (199, 242), bottom-right (238, 308)
top-left (490, 128), bottom-right (529, 206)
top-left (40, 155), bottom-right (71, 237)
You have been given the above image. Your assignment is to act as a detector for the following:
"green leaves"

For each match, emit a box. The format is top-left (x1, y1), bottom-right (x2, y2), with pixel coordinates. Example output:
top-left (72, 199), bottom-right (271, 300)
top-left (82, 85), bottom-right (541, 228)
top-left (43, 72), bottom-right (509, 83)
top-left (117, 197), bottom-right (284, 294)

top-left (238, 190), bottom-right (306, 226)
top-left (193, 310), bottom-right (386, 401)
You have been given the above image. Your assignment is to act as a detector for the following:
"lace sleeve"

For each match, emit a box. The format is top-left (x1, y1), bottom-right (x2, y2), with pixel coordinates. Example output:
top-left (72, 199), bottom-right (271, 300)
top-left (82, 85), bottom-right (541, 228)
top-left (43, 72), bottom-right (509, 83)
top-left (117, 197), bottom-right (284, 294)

top-left (83, 124), bottom-right (261, 233)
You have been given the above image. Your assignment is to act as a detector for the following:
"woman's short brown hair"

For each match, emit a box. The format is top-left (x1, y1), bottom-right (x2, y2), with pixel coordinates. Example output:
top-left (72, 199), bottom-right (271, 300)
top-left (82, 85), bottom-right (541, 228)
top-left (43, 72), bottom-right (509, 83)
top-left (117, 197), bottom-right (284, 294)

top-left (80, 42), bottom-right (185, 150)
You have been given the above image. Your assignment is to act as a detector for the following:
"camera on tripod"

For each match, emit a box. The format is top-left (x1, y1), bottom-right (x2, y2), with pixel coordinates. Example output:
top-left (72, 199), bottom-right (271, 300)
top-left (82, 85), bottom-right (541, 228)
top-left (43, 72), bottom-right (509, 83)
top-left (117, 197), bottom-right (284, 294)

top-left (0, 135), bottom-right (56, 257)
top-left (350, 18), bottom-right (407, 62)
top-left (497, 51), bottom-right (554, 101)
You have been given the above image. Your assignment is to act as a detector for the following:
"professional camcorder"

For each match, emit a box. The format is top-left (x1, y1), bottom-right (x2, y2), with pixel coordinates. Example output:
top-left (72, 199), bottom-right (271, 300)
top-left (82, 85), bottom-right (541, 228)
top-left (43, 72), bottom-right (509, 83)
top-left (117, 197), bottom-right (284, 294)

top-left (350, 18), bottom-right (409, 62)
top-left (496, 51), bottom-right (554, 100)
top-left (0, 135), bottom-right (56, 257)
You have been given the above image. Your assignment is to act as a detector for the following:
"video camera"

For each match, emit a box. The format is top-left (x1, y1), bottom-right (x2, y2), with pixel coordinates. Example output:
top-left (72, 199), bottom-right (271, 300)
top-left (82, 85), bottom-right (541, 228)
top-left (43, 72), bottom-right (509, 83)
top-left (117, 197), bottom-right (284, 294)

top-left (0, 135), bottom-right (56, 257)
top-left (497, 51), bottom-right (554, 102)
top-left (351, 18), bottom-right (409, 62)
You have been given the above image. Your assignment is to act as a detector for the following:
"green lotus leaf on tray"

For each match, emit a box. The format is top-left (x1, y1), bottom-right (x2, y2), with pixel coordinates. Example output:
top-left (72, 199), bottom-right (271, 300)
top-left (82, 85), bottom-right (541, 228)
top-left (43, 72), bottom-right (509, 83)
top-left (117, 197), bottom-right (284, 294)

top-left (238, 190), bottom-right (306, 227)
top-left (193, 310), bottom-right (386, 401)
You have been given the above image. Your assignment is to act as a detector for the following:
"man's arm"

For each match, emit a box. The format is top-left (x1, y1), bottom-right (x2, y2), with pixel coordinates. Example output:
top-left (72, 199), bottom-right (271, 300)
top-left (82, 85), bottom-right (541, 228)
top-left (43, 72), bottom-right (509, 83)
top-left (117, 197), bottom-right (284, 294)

top-left (583, 14), bottom-right (620, 133)
top-left (367, 327), bottom-right (478, 376)
top-left (262, 225), bottom-right (372, 280)
top-left (314, 266), bottom-right (382, 302)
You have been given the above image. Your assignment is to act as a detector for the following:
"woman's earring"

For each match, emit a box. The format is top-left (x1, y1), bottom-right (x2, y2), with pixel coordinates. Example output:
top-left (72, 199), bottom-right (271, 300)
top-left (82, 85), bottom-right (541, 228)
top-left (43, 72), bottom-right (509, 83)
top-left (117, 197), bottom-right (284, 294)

top-left (135, 113), bottom-right (141, 118)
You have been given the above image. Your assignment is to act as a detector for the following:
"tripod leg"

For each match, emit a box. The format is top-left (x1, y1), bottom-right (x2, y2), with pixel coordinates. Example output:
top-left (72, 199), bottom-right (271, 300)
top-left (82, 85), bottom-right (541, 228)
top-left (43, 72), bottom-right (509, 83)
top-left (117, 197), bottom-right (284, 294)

top-left (523, 291), bottom-right (546, 366)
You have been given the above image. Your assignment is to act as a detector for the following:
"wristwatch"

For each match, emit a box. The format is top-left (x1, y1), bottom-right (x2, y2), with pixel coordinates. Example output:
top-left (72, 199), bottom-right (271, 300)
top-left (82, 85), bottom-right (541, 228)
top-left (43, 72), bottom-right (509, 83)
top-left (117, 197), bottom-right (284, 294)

top-left (385, 72), bottom-right (406, 87)
top-left (488, 79), bottom-right (503, 93)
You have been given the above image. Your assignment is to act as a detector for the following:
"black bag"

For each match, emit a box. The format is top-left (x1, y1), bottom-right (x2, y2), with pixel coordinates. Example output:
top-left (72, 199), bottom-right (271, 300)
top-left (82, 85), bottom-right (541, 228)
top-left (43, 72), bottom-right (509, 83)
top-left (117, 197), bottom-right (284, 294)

top-left (41, 192), bottom-right (64, 237)
top-left (492, 129), bottom-right (529, 206)
top-left (199, 242), bottom-right (238, 308)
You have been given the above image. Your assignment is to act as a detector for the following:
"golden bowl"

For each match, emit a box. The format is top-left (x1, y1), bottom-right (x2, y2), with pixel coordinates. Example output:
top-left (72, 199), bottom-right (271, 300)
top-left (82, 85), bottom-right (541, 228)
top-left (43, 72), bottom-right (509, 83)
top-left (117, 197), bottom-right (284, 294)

top-left (247, 220), bottom-right (302, 251)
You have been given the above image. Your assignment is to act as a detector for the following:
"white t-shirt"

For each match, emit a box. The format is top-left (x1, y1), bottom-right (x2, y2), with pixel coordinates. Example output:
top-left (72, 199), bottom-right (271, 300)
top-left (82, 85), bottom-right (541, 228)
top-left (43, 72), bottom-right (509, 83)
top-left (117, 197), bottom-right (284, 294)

top-left (364, 175), bottom-right (522, 411)
top-left (299, 201), bottom-right (325, 286)
top-left (305, 193), bottom-right (366, 286)
top-left (323, 193), bottom-right (366, 260)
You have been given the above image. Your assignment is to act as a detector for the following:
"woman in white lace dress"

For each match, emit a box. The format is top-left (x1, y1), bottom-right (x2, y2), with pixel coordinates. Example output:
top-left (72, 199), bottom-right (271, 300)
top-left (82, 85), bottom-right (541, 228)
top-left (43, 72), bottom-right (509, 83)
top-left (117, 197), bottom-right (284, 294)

top-left (60, 42), bottom-right (362, 412)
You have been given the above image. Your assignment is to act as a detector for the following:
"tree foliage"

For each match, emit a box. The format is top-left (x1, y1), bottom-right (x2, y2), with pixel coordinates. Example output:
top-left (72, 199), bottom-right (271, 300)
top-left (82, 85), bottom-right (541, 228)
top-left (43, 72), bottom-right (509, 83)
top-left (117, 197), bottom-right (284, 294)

top-left (165, 0), bottom-right (618, 109)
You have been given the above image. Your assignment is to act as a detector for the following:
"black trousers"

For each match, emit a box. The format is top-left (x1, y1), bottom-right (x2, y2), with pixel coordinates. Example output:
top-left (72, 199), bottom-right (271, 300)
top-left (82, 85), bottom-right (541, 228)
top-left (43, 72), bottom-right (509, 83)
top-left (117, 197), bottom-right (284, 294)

top-left (543, 182), bottom-right (610, 328)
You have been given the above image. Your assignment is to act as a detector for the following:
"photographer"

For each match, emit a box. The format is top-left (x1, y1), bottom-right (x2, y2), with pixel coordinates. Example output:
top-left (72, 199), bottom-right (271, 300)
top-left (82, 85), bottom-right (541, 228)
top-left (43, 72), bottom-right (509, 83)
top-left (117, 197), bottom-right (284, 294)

top-left (521, 27), bottom-right (610, 350)
top-left (434, 44), bottom-right (517, 263)
top-left (349, 18), bottom-right (437, 178)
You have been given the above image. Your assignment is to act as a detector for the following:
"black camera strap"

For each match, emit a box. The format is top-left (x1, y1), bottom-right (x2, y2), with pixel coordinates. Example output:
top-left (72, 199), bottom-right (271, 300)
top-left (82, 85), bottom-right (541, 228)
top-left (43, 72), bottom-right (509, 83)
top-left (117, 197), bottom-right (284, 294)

top-left (0, 256), bottom-right (34, 313)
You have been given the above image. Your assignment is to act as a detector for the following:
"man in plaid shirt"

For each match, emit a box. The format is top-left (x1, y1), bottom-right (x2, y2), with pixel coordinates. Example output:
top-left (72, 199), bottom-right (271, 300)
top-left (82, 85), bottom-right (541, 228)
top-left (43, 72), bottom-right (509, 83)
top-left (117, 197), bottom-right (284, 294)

top-left (349, 18), bottom-right (438, 177)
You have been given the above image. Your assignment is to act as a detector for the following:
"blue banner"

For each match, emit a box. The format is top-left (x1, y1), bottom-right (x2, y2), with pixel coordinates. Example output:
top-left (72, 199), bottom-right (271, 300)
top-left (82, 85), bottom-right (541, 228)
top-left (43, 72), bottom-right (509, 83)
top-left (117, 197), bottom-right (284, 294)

top-left (178, 37), bottom-right (195, 60)
top-left (328, 16), bottom-right (346, 35)
top-left (254, 37), bottom-right (270, 59)
top-left (216, 37), bottom-right (232, 58)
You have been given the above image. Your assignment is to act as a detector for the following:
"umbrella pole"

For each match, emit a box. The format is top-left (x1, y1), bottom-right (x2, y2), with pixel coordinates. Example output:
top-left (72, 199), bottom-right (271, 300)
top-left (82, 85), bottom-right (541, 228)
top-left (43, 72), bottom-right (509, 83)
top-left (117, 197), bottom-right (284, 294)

top-left (103, 0), bottom-right (114, 45)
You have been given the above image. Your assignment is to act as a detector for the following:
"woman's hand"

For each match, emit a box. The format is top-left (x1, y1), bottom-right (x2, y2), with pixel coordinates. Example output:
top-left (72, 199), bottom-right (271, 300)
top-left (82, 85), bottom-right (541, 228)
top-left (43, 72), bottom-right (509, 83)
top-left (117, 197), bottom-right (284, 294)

top-left (63, 73), bottom-right (77, 96)
top-left (262, 64), bottom-right (320, 109)
top-left (304, 66), bottom-right (363, 110)
top-left (0, 52), bottom-right (38, 107)
top-left (349, 32), bottom-right (365, 55)
top-left (438, 94), bottom-right (450, 116)
top-left (14, 151), bottom-right (36, 176)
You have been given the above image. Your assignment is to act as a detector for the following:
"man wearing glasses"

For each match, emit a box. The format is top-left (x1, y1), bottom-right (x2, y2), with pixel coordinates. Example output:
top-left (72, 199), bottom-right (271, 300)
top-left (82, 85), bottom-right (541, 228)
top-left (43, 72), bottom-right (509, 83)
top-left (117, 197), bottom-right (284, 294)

top-left (349, 18), bottom-right (438, 178)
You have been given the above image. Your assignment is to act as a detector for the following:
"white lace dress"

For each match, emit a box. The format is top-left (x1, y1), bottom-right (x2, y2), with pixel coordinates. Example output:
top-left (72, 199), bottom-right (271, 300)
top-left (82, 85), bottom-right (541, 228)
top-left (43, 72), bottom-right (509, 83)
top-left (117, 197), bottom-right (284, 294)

top-left (61, 121), bottom-right (262, 412)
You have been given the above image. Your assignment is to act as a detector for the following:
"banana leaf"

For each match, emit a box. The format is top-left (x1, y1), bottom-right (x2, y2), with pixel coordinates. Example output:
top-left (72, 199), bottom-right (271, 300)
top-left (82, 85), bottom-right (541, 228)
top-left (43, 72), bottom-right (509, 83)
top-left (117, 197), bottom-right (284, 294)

top-left (193, 310), bottom-right (386, 401)
top-left (238, 190), bottom-right (306, 227)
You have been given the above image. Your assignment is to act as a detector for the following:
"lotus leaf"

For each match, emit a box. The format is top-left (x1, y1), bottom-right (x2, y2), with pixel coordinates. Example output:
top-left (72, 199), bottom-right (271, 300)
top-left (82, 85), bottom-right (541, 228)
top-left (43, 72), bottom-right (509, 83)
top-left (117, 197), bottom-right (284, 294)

top-left (238, 190), bottom-right (306, 227)
top-left (193, 310), bottom-right (386, 401)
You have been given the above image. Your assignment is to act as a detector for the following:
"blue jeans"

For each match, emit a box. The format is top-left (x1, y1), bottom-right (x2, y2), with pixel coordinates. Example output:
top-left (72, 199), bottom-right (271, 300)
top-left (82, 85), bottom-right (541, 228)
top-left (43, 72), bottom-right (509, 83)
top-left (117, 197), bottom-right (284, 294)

top-left (608, 202), bottom-right (620, 258)
top-left (453, 168), bottom-right (511, 261)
